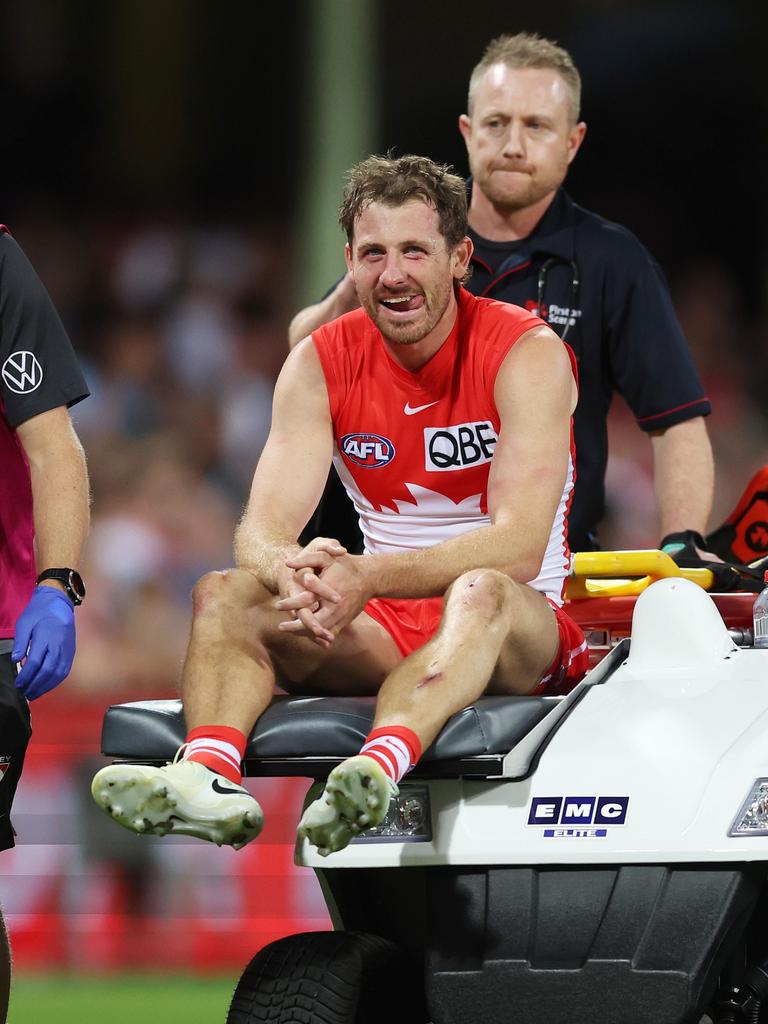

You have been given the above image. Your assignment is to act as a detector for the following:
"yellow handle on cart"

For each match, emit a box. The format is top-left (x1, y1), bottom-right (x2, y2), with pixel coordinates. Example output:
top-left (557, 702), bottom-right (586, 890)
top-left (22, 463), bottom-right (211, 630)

top-left (565, 549), bottom-right (714, 599)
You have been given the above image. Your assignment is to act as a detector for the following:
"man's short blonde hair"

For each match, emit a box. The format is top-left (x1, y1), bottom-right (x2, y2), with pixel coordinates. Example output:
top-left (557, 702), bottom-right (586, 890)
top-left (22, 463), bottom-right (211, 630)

top-left (467, 32), bottom-right (582, 123)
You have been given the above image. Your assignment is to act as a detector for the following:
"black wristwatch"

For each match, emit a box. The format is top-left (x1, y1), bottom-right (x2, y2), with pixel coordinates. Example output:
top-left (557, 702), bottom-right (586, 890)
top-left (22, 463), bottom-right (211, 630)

top-left (36, 568), bottom-right (86, 606)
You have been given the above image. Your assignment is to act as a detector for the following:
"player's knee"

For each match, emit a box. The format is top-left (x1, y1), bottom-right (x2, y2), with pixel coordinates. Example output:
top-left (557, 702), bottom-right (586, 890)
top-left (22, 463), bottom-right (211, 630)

top-left (450, 568), bottom-right (520, 620)
top-left (191, 569), bottom-right (268, 620)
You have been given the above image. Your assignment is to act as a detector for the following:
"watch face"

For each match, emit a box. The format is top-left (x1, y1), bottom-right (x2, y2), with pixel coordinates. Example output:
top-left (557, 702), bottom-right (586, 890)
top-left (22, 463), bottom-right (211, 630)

top-left (67, 570), bottom-right (86, 600)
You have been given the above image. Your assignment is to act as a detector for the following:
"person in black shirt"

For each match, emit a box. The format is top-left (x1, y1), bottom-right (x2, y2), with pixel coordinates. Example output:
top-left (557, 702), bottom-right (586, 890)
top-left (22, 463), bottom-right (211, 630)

top-left (288, 32), bottom-right (713, 556)
top-left (0, 225), bottom-right (90, 1021)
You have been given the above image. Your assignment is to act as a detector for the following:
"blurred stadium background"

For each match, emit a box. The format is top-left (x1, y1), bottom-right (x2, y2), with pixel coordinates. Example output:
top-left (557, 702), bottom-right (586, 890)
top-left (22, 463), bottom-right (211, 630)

top-left (1, 0), bottom-right (767, 1018)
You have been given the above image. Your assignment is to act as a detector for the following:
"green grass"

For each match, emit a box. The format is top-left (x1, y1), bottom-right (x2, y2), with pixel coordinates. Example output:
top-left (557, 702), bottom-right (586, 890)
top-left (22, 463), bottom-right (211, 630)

top-left (9, 974), bottom-right (237, 1023)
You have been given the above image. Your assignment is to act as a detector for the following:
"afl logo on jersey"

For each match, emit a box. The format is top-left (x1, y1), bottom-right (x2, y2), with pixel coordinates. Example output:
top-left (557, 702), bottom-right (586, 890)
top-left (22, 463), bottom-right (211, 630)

top-left (341, 432), bottom-right (396, 468)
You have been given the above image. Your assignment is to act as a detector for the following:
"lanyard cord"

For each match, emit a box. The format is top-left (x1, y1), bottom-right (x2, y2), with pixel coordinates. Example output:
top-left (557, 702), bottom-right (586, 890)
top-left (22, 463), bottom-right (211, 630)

top-left (536, 257), bottom-right (580, 341)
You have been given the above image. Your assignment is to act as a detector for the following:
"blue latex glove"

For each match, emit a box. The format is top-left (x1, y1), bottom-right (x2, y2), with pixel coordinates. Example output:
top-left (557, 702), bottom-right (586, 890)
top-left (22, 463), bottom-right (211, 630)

top-left (12, 585), bottom-right (76, 700)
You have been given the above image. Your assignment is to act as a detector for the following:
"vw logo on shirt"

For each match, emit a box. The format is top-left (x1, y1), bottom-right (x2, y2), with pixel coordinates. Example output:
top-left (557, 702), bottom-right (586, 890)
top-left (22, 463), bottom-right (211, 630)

top-left (2, 351), bottom-right (44, 394)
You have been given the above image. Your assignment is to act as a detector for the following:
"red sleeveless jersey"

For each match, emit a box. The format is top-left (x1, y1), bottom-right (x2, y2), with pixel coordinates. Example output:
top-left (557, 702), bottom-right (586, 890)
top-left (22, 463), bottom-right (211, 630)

top-left (312, 288), bottom-right (576, 603)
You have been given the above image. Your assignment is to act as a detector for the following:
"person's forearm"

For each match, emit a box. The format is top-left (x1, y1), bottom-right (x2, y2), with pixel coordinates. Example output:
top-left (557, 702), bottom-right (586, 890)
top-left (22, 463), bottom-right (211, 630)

top-left (288, 295), bottom-right (347, 349)
top-left (287, 274), bottom-right (359, 349)
top-left (27, 433), bottom-right (90, 570)
top-left (359, 520), bottom-right (547, 600)
top-left (650, 417), bottom-right (714, 537)
top-left (233, 515), bottom-right (301, 593)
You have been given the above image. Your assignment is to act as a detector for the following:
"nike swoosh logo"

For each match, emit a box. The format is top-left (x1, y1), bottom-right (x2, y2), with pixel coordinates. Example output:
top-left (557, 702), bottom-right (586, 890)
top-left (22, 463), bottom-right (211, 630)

top-left (404, 401), bottom-right (439, 416)
top-left (211, 778), bottom-right (244, 795)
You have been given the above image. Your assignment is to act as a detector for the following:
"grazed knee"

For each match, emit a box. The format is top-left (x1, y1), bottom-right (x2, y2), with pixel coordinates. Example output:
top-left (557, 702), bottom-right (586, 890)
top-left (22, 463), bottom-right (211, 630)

top-left (448, 569), bottom-right (521, 621)
top-left (191, 569), bottom-right (270, 621)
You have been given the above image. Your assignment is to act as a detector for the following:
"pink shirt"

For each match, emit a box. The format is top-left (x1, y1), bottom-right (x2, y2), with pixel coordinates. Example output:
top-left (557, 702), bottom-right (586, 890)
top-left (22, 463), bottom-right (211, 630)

top-left (0, 400), bottom-right (35, 635)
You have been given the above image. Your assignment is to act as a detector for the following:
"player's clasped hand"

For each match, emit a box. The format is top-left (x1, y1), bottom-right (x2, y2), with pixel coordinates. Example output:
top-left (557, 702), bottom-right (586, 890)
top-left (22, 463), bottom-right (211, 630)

top-left (278, 540), bottom-right (369, 645)
top-left (276, 539), bottom-right (347, 647)
top-left (12, 585), bottom-right (76, 700)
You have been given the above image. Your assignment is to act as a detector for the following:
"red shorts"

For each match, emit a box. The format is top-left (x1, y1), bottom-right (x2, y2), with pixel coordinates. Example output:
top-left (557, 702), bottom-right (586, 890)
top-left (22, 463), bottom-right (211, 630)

top-left (364, 596), bottom-right (589, 696)
top-left (533, 600), bottom-right (590, 696)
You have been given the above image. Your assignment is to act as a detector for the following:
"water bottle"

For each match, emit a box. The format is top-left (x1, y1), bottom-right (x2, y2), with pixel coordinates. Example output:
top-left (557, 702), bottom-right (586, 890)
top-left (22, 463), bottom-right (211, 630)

top-left (753, 570), bottom-right (768, 649)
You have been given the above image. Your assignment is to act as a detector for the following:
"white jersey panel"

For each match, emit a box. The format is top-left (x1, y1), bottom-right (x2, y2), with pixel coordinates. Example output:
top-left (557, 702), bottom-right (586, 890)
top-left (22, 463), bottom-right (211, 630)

top-left (533, 452), bottom-right (574, 605)
top-left (333, 448), bottom-right (574, 605)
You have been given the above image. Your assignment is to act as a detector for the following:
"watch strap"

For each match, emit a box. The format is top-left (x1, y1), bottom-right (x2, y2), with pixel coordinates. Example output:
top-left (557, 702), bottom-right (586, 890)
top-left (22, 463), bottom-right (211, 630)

top-left (36, 568), bottom-right (85, 605)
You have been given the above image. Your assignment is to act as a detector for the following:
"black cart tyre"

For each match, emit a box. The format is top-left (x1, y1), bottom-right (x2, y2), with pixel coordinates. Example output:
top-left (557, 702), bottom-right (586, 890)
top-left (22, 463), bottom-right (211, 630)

top-left (226, 930), bottom-right (427, 1024)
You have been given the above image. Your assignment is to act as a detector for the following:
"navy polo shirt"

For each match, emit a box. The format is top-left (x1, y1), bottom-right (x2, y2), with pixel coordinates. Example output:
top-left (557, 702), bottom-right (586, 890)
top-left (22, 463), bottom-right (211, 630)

top-left (466, 186), bottom-right (710, 551)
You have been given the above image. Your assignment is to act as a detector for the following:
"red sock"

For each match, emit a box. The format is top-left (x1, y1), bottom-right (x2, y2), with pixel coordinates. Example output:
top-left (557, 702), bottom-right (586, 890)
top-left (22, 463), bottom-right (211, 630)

top-left (359, 725), bottom-right (422, 784)
top-left (183, 725), bottom-right (247, 785)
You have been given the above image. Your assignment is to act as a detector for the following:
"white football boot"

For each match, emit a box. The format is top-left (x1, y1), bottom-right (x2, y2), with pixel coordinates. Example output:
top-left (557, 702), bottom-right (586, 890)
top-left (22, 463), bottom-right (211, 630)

top-left (91, 758), bottom-right (263, 850)
top-left (298, 754), bottom-right (397, 857)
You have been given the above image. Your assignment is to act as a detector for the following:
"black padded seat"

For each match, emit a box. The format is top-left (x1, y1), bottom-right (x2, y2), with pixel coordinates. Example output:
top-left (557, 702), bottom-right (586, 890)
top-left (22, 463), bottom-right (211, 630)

top-left (100, 694), bottom-right (560, 779)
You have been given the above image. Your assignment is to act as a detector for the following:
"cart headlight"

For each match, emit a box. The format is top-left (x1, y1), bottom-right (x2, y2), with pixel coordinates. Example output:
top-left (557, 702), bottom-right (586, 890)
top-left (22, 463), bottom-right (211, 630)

top-left (352, 784), bottom-right (432, 844)
top-left (730, 779), bottom-right (768, 836)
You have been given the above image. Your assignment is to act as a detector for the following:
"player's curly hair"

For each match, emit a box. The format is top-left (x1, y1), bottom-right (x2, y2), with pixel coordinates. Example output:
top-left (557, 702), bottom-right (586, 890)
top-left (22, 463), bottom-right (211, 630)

top-left (339, 153), bottom-right (468, 249)
top-left (468, 32), bottom-right (581, 123)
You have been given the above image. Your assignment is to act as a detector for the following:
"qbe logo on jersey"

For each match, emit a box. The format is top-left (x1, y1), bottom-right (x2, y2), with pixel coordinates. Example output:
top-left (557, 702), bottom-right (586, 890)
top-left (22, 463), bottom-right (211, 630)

top-left (341, 433), bottom-right (396, 468)
top-left (424, 420), bottom-right (498, 472)
top-left (528, 795), bottom-right (629, 838)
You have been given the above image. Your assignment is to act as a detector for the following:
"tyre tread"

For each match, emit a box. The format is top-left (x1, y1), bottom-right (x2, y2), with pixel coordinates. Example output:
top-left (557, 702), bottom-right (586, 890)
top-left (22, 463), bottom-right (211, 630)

top-left (227, 930), bottom-right (408, 1024)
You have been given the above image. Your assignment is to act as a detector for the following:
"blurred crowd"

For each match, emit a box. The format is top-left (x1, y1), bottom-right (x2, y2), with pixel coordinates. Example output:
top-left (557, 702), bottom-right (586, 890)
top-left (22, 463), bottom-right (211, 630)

top-left (14, 216), bottom-right (292, 698)
top-left (11, 217), bottom-right (768, 698)
top-left (601, 259), bottom-right (768, 551)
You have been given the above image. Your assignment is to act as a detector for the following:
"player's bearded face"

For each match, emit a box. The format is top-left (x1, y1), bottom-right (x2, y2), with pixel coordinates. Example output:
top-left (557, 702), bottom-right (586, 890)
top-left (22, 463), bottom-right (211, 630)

top-left (363, 261), bottom-right (455, 347)
top-left (349, 200), bottom-right (461, 348)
